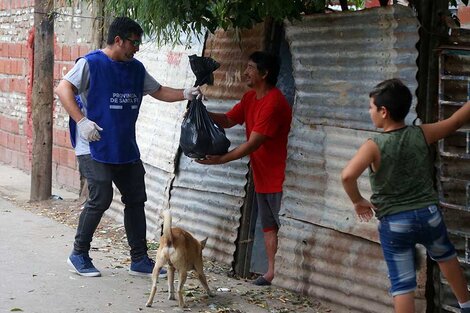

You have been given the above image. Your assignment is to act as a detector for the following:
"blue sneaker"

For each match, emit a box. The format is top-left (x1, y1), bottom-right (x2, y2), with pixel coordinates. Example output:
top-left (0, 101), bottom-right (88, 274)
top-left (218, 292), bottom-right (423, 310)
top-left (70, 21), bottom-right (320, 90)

top-left (129, 255), bottom-right (167, 278)
top-left (67, 253), bottom-right (101, 277)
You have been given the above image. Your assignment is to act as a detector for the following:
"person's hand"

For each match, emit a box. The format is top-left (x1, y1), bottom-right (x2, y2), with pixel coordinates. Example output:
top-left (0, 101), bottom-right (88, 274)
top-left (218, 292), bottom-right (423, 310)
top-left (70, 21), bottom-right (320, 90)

top-left (195, 154), bottom-right (225, 165)
top-left (77, 117), bottom-right (103, 141)
top-left (183, 86), bottom-right (204, 100)
top-left (353, 198), bottom-right (376, 222)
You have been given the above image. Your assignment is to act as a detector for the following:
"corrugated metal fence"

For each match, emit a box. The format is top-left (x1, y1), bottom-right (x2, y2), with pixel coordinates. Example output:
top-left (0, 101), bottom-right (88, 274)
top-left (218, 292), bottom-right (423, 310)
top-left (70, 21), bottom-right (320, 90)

top-left (106, 5), bottom-right (433, 312)
top-left (275, 6), bottom-right (421, 312)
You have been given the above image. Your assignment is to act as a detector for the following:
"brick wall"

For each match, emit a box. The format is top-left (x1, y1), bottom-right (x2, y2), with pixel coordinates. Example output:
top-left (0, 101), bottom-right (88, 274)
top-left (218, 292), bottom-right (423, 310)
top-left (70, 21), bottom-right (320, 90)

top-left (0, 0), bottom-right (95, 192)
top-left (0, 0), bottom-right (33, 175)
top-left (52, 2), bottom-right (95, 191)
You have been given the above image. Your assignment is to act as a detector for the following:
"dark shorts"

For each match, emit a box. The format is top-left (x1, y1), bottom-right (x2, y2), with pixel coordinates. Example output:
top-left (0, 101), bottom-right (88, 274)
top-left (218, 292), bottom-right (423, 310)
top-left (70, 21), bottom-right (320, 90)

top-left (255, 192), bottom-right (282, 232)
top-left (378, 204), bottom-right (457, 296)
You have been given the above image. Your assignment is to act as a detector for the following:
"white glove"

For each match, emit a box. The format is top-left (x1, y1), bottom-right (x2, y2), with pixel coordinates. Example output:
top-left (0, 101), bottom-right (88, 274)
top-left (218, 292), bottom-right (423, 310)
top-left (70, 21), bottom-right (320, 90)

top-left (77, 117), bottom-right (103, 142)
top-left (183, 86), bottom-right (204, 100)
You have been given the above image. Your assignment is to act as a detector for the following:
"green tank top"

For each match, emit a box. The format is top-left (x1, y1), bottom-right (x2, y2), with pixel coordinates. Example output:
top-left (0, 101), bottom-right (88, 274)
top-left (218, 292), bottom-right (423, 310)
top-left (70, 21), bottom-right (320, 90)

top-left (369, 126), bottom-right (439, 219)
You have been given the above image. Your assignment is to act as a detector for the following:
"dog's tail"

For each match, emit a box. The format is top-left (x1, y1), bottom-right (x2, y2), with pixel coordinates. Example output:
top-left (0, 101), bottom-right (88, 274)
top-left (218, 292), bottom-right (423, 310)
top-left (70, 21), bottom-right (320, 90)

top-left (200, 237), bottom-right (208, 249)
top-left (162, 210), bottom-right (173, 243)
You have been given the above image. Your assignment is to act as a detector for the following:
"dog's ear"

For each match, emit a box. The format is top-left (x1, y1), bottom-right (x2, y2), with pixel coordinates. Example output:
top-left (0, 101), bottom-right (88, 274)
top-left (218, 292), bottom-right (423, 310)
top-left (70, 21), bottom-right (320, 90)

top-left (200, 237), bottom-right (208, 249)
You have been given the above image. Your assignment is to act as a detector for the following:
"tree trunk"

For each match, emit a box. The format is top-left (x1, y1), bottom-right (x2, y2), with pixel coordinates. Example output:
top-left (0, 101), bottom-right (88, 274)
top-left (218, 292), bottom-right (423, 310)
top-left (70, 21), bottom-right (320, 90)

top-left (30, 0), bottom-right (54, 201)
top-left (91, 0), bottom-right (106, 49)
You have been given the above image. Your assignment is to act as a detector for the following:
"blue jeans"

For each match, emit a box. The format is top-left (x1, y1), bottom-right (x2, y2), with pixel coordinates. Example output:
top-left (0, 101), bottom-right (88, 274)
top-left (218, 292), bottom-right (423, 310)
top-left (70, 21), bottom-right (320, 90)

top-left (378, 205), bottom-right (457, 296)
top-left (74, 155), bottom-right (148, 261)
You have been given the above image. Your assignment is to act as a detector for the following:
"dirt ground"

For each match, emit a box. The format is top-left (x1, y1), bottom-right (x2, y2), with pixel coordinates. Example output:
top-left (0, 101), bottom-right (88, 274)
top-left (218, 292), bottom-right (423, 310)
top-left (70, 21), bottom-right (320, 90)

top-left (7, 196), bottom-right (332, 313)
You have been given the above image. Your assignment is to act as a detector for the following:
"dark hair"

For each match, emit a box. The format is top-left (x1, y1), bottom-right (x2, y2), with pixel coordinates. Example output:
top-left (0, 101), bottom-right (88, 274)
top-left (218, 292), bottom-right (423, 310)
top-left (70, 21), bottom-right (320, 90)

top-left (369, 78), bottom-right (412, 122)
top-left (249, 51), bottom-right (280, 86)
top-left (107, 17), bottom-right (143, 45)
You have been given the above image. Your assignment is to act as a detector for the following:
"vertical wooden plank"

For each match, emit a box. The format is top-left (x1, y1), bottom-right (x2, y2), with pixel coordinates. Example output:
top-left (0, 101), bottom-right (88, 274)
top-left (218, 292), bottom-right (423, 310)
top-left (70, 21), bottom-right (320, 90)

top-left (30, 0), bottom-right (54, 200)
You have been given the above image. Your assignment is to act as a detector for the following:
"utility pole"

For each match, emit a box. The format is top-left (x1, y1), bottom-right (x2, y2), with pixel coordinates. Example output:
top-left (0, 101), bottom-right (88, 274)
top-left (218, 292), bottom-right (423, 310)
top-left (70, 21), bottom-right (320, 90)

top-left (30, 0), bottom-right (54, 201)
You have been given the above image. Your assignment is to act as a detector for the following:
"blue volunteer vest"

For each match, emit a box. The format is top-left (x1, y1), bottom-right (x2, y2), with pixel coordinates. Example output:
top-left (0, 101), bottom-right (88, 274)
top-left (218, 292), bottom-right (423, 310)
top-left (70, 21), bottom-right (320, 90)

top-left (71, 50), bottom-right (145, 164)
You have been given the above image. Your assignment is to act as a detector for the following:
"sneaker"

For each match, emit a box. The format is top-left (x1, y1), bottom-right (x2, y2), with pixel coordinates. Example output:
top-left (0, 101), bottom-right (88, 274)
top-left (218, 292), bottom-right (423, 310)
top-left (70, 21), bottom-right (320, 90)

top-left (129, 255), bottom-right (167, 278)
top-left (67, 253), bottom-right (101, 277)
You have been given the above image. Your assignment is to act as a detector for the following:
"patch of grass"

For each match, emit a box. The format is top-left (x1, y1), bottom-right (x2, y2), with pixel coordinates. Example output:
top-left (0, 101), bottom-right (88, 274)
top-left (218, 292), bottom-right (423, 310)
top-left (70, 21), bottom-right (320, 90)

top-left (147, 241), bottom-right (160, 251)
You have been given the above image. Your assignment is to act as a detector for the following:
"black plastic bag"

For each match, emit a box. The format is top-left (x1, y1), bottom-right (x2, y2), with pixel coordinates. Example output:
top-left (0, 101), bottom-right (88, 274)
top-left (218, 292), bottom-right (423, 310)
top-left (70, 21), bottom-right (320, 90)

top-left (188, 54), bottom-right (220, 86)
top-left (179, 98), bottom-right (231, 159)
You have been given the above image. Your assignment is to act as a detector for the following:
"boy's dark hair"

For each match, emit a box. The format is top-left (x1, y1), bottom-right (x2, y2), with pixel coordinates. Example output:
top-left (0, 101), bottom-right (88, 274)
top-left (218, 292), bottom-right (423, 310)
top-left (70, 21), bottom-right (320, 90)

top-left (249, 51), bottom-right (280, 86)
top-left (107, 17), bottom-right (143, 45)
top-left (369, 78), bottom-right (412, 122)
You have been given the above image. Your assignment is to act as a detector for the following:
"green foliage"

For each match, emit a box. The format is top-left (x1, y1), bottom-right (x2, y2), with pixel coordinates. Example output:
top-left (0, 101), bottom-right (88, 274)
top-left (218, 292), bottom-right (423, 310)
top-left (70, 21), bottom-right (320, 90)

top-left (350, 0), bottom-right (365, 10)
top-left (98, 0), bottom-right (312, 45)
top-left (82, 0), bottom-right (470, 47)
top-left (67, 0), bottom-right (469, 46)
top-left (71, 0), bottom-right (371, 46)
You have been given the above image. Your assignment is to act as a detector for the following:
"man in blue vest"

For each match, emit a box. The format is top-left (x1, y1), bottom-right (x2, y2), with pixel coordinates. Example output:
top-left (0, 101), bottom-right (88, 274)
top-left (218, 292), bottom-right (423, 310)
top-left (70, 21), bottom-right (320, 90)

top-left (55, 17), bottom-right (202, 277)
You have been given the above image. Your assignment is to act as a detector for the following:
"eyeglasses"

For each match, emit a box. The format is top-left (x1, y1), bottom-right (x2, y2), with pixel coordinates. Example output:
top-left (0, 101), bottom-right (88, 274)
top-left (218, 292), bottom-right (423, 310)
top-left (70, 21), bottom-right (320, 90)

top-left (125, 38), bottom-right (141, 47)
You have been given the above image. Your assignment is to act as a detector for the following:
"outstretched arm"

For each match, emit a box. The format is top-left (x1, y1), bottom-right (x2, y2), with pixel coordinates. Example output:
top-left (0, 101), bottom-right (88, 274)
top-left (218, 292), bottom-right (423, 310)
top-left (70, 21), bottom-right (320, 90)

top-left (420, 101), bottom-right (470, 145)
top-left (208, 112), bottom-right (237, 129)
top-left (196, 131), bottom-right (267, 165)
top-left (341, 139), bottom-right (379, 222)
top-left (149, 86), bottom-right (202, 102)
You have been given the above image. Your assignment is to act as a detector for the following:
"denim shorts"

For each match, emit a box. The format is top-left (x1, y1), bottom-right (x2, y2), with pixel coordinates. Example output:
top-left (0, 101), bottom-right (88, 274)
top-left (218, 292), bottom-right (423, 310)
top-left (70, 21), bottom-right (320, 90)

top-left (378, 204), bottom-right (457, 296)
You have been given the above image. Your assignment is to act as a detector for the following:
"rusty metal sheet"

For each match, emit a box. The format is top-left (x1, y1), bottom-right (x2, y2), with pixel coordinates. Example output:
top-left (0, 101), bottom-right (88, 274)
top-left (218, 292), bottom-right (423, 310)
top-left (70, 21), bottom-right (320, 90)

top-left (275, 217), bottom-right (395, 313)
top-left (285, 5), bottom-right (419, 131)
top-left (203, 23), bottom-right (266, 100)
top-left (169, 99), bottom-right (249, 264)
top-left (168, 186), bottom-right (244, 265)
top-left (276, 6), bottom-right (422, 310)
top-left (282, 120), bottom-right (379, 242)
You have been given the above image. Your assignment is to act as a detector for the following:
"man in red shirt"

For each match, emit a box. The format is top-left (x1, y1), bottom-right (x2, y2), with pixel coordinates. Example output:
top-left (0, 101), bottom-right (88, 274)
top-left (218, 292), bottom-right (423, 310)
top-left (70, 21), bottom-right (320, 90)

top-left (197, 51), bottom-right (292, 285)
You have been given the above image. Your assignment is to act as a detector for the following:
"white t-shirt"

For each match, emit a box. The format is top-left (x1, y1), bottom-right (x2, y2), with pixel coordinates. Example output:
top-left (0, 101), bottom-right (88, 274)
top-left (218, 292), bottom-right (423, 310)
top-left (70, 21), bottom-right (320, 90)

top-left (63, 56), bottom-right (161, 155)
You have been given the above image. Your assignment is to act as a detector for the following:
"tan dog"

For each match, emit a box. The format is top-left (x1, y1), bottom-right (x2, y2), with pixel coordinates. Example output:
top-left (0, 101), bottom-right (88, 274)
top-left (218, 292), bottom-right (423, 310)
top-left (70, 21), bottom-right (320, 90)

top-left (146, 210), bottom-right (214, 308)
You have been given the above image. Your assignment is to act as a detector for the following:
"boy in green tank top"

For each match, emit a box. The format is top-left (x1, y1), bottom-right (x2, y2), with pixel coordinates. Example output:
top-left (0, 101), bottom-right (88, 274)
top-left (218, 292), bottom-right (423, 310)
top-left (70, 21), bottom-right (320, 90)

top-left (341, 78), bottom-right (470, 313)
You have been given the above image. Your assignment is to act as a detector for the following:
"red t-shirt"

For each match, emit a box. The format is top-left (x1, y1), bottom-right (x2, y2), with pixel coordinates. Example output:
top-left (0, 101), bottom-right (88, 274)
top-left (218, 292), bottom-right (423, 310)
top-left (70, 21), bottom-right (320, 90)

top-left (226, 88), bottom-right (292, 193)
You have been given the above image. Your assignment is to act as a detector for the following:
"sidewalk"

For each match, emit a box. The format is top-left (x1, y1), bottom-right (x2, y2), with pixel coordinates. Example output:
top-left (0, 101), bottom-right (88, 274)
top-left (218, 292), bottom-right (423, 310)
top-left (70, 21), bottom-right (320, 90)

top-left (0, 163), bottom-right (159, 313)
top-left (0, 163), bottom-right (328, 313)
top-left (0, 196), bottom-right (155, 313)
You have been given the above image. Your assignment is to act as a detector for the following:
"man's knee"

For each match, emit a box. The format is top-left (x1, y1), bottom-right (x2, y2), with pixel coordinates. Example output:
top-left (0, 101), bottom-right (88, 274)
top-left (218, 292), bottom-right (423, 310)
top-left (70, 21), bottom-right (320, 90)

top-left (87, 180), bottom-right (113, 210)
top-left (122, 192), bottom-right (146, 208)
